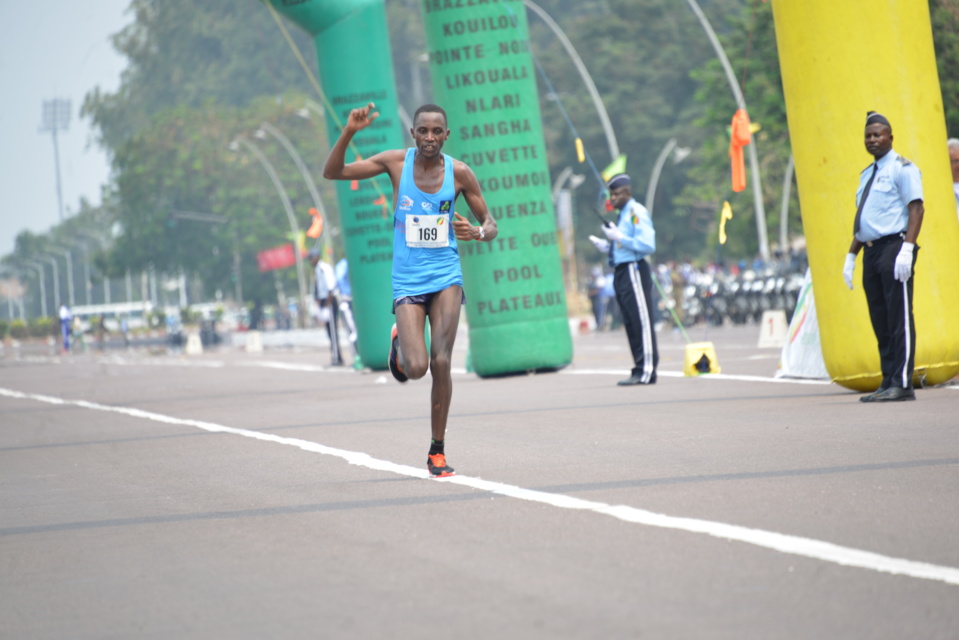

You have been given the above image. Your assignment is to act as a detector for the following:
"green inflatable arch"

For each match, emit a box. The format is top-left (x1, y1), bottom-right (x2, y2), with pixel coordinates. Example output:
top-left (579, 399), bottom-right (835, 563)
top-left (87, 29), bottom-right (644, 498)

top-left (268, 0), bottom-right (572, 376)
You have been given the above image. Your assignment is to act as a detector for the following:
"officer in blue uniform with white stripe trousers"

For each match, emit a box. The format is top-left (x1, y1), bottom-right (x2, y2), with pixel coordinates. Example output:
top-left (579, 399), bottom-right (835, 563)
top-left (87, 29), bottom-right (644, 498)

top-left (590, 173), bottom-right (659, 385)
top-left (843, 111), bottom-right (924, 402)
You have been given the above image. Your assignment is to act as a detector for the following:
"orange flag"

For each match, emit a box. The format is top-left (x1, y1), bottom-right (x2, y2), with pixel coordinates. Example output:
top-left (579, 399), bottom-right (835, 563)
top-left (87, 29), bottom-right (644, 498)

top-left (306, 207), bottom-right (323, 238)
top-left (729, 108), bottom-right (752, 193)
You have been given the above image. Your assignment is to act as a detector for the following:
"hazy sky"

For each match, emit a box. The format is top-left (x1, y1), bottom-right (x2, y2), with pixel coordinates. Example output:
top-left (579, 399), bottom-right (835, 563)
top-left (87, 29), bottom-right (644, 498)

top-left (0, 0), bottom-right (131, 257)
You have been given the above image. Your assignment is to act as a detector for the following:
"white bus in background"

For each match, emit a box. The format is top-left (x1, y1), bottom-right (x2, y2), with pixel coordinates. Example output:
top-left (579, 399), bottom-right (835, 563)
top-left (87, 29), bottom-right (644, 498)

top-left (70, 301), bottom-right (154, 333)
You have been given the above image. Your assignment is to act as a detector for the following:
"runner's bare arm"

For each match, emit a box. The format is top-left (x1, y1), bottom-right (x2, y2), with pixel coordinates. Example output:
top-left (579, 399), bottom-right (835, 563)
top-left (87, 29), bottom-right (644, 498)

top-left (452, 162), bottom-right (498, 242)
top-left (323, 102), bottom-right (402, 181)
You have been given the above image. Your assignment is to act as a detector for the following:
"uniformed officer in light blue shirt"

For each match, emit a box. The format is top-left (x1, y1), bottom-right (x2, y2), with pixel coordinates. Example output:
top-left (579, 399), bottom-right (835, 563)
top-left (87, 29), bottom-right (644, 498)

top-left (843, 111), bottom-right (925, 402)
top-left (589, 173), bottom-right (659, 386)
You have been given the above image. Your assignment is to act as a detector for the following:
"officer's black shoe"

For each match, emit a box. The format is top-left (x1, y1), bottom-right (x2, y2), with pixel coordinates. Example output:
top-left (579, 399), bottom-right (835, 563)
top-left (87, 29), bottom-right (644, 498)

top-left (859, 384), bottom-right (889, 403)
top-left (617, 375), bottom-right (656, 386)
top-left (861, 386), bottom-right (915, 403)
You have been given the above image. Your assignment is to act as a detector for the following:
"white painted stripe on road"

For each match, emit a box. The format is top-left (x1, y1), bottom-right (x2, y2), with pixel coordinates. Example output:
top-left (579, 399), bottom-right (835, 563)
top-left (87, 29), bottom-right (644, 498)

top-left (564, 368), bottom-right (833, 385)
top-left (2, 385), bottom-right (958, 587)
top-left (89, 356), bottom-right (835, 385)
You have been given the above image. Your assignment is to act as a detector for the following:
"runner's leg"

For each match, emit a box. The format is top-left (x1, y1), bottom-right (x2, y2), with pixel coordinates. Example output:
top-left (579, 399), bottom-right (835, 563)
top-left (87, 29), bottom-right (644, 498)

top-left (426, 285), bottom-right (462, 442)
top-left (395, 302), bottom-right (429, 380)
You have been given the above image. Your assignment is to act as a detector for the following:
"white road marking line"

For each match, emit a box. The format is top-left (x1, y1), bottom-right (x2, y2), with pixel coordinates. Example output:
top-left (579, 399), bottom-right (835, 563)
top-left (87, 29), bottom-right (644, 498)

top-left (2, 385), bottom-right (957, 586)
top-left (34, 354), bottom-right (838, 385)
top-left (563, 368), bottom-right (833, 385)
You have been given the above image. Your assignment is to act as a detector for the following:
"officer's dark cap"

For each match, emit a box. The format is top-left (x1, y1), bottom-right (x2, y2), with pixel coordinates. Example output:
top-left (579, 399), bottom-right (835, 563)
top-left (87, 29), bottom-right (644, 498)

top-left (866, 111), bottom-right (892, 131)
top-left (607, 174), bottom-right (631, 191)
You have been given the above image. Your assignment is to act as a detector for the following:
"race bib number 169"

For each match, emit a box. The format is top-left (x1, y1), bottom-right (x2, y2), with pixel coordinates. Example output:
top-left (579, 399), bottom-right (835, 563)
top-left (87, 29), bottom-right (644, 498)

top-left (405, 215), bottom-right (449, 248)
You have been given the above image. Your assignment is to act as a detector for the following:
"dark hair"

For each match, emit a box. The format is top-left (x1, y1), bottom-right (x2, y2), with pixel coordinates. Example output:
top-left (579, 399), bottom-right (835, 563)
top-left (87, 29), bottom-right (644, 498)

top-left (413, 104), bottom-right (447, 127)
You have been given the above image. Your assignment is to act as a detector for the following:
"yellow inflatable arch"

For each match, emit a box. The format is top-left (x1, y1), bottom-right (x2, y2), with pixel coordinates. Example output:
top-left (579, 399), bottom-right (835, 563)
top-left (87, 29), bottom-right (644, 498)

top-left (771, 0), bottom-right (959, 390)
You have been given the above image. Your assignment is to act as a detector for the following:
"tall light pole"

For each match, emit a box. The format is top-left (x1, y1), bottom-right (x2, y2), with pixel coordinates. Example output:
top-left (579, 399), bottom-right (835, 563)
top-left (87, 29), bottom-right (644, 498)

top-left (64, 238), bottom-right (93, 305)
top-left (39, 99), bottom-right (71, 223)
top-left (552, 166), bottom-right (586, 293)
top-left (231, 136), bottom-right (309, 327)
top-left (646, 139), bottom-right (691, 216)
top-left (684, 0), bottom-right (769, 262)
top-left (0, 266), bottom-right (27, 321)
top-left (524, 0), bottom-right (619, 161)
top-left (75, 231), bottom-right (111, 304)
top-left (779, 154), bottom-right (795, 253)
top-left (49, 245), bottom-right (76, 307)
top-left (38, 255), bottom-right (61, 309)
top-left (24, 261), bottom-right (48, 317)
top-left (256, 121), bottom-right (333, 260)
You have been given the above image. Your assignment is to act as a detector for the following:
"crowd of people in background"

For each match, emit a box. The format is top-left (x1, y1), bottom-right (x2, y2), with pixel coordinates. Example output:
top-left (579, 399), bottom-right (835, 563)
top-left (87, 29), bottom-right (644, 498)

top-left (587, 247), bottom-right (809, 334)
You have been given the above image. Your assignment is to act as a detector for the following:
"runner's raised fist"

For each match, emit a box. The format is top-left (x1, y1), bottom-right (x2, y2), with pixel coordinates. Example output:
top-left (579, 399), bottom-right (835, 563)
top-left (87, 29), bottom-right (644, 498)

top-left (347, 102), bottom-right (379, 132)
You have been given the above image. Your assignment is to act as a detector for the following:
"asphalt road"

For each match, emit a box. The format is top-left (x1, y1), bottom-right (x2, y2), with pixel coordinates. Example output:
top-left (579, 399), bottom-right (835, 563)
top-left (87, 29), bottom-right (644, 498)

top-left (1, 323), bottom-right (957, 639)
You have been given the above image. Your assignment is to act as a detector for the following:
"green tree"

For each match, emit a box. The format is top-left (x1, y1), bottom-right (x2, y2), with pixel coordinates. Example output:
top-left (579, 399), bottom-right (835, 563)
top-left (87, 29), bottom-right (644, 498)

top-left (83, 0), bottom-right (316, 153)
top-left (81, 0), bottom-right (331, 305)
top-left (931, 0), bottom-right (959, 137)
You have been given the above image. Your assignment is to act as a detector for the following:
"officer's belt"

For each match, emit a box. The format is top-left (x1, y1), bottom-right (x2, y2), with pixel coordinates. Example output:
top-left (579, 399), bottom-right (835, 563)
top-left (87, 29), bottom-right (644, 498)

top-left (864, 232), bottom-right (904, 248)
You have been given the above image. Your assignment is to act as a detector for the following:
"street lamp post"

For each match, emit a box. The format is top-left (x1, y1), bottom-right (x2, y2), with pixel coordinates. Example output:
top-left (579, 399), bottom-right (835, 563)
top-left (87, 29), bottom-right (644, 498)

top-left (70, 240), bottom-right (93, 305)
top-left (23, 261), bottom-right (48, 317)
top-left (75, 232), bottom-right (111, 305)
top-left (38, 255), bottom-right (61, 309)
top-left (552, 166), bottom-right (586, 292)
top-left (683, 0), bottom-right (769, 262)
top-left (256, 121), bottom-right (333, 260)
top-left (779, 154), bottom-right (795, 253)
top-left (646, 139), bottom-right (692, 217)
top-left (524, 0), bottom-right (620, 161)
top-left (231, 136), bottom-right (309, 327)
top-left (49, 245), bottom-right (76, 307)
top-left (0, 266), bottom-right (28, 321)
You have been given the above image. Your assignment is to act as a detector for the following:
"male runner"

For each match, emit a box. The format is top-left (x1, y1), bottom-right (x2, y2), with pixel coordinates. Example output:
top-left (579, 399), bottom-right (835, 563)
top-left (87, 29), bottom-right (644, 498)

top-left (323, 102), bottom-right (497, 477)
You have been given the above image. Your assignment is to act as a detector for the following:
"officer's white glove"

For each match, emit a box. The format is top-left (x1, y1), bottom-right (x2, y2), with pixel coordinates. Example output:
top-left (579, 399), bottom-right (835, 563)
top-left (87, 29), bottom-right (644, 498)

top-left (602, 223), bottom-right (622, 243)
top-left (894, 242), bottom-right (915, 283)
top-left (589, 235), bottom-right (610, 253)
top-left (843, 253), bottom-right (856, 290)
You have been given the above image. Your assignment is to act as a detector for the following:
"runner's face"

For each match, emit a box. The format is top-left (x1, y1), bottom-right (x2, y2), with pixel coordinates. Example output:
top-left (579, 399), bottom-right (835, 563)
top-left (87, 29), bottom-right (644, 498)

top-left (412, 112), bottom-right (449, 158)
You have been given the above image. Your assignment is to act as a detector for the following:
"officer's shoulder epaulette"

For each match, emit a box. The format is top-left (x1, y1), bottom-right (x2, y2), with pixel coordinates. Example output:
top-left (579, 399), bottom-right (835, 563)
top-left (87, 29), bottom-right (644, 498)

top-left (896, 155), bottom-right (912, 166)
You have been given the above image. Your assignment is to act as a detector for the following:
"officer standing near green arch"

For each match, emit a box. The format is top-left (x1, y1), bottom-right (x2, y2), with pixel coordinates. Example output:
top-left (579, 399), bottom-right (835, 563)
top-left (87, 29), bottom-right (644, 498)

top-left (590, 174), bottom-right (659, 386)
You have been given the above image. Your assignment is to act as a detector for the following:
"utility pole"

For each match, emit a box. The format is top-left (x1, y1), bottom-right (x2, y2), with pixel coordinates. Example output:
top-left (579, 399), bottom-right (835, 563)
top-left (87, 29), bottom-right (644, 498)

top-left (39, 99), bottom-right (71, 222)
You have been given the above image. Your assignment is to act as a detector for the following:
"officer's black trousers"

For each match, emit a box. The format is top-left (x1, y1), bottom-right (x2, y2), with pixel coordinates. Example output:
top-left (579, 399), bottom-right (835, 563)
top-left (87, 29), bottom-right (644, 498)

top-left (861, 239), bottom-right (917, 390)
top-left (613, 260), bottom-right (659, 382)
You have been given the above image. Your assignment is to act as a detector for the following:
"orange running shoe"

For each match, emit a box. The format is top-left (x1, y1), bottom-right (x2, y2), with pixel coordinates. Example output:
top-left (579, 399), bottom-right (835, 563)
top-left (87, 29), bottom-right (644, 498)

top-left (427, 453), bottom-right (455, 478)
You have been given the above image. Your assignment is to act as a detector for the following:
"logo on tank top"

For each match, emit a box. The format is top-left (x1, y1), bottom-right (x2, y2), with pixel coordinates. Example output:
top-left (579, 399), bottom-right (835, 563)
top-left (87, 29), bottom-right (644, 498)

top-left (399, 195), bottom-right (414, 211)
top-left (421, 201), bottom-right (433, 212)
top-left (439, 200), bottom-right (452, 213)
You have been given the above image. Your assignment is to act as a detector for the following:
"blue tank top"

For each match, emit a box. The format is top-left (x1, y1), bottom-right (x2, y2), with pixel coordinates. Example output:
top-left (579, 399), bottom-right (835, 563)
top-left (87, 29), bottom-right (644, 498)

top-left (392, 148), bottom-right (463, 299)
